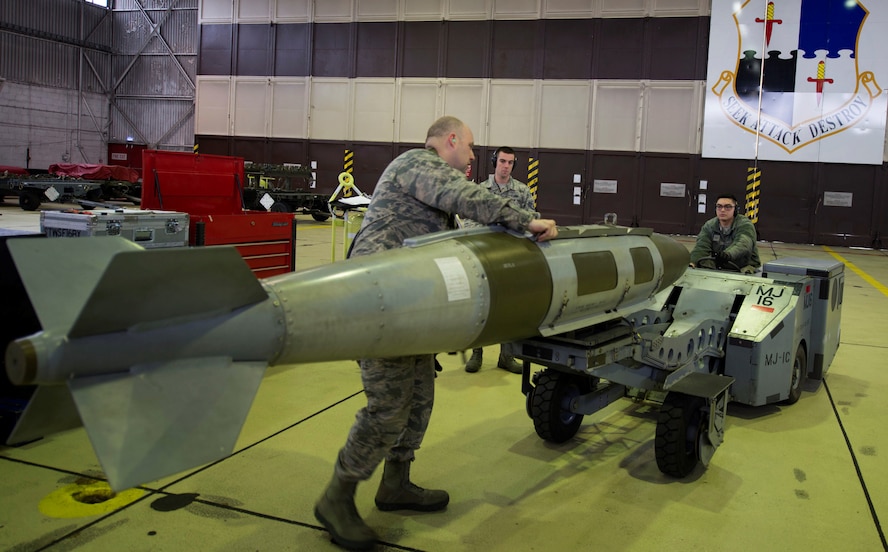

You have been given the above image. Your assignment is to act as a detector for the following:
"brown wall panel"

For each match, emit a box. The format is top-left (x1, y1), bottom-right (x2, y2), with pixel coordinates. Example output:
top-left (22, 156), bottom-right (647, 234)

top-left (231, 137), bottom-right (268, 165)
top-left (307, 141), bottom-right (348, 194)
top-left (875, 166), bottom-right (888, 249)
top-left (638, 154), bottom-right (695, 234)
top-left (754, 161), bottom-right (817, 244)
top-left (199, 18), bottom-right (704, 81)
top-left (275, 24), bottom-right (310, 76)
top-left (312, 23), bottom-right (352, 77)
top-left (401, 21), bottom-right (442, 78)
top-left (268, 139), bottom-right (307, 166)
top-left (199, 24), bottom-right (233, 75)
top-left (542, 19), bottom-right (594, 80)
top-left (535, 151), bottom-right (586, 225)
top-left (491, 20), bottom-right (538, 80)
top-left (587, 152), bottom-right (641, 226)
top-left (594, 19), bottom-right (645, 80)
top-left (356, 22), bottom-right (397, 78)
top-left (695, 157), bottom-right (750, 228)
top-left (446, 21), bottom-right (489, 78)
top-left (814, 163), bottom-right (878, 247)
top-left (647, 18), bottom-right (707, 80)
top-left (350, 142), bottom-right (398, 195)
top-left (195, 135), bottom-right (231, 156)
top-left (236, 24), bottom-right (271, 76)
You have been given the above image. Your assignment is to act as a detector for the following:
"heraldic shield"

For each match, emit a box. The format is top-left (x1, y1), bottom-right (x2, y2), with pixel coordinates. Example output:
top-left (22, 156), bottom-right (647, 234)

top-left (710, 0), bottom-right (881, 153)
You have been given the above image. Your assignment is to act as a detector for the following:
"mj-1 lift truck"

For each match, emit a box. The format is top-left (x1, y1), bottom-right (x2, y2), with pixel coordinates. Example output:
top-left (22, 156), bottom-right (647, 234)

top-left (509, 257), bottom-right (844, 477)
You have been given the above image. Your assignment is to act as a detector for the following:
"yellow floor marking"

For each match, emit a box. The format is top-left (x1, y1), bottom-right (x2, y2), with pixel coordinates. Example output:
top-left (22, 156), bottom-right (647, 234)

top-left (38, 480), bottom-right (145, 518)
top-left (823, 246), bottom-right (888, 298)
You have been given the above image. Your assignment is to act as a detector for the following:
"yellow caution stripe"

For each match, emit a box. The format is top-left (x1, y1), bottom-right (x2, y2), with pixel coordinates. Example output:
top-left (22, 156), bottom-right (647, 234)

top-left (823, 246), bottom-right (888, 298)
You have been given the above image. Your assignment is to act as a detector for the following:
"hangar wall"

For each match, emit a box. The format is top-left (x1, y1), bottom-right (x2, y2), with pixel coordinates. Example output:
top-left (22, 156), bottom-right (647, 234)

top-left (0, 0), bottom-right (112, 167)
top-left (76, 0), bottom-right (888, 247)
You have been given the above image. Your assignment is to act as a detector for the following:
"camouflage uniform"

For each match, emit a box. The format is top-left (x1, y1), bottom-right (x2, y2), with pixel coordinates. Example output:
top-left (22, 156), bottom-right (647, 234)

top-left (336, 147), bottom-right (536, 482)
top-left (689, 214), bottom-right (761, 271)
top-left (461, 175), bottom-right (538, 228)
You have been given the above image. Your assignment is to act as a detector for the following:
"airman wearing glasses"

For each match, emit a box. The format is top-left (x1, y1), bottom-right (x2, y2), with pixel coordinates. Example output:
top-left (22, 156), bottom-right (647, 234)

top-left (689, 193), bottom-right (761, 273)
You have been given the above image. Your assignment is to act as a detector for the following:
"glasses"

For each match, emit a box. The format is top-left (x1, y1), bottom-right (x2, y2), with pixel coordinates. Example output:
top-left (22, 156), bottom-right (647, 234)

top-left (715, 204), bottom-right (735, 210)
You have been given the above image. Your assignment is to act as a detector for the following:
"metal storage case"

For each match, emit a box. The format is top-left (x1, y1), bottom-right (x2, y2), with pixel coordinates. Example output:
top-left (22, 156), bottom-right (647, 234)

top-left (40, 208), bottom-right (189, 249)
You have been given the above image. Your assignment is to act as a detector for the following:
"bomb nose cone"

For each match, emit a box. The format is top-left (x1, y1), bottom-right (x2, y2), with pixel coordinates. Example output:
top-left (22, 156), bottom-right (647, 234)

top-left (6, 338), bottom-right (37, 386)
top-left (650, 233), bottom-right (690, 290)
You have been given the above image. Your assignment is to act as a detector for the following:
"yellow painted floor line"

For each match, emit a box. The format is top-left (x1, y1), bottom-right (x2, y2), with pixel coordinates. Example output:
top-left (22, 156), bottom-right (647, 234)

top-left (823, 245), bottom-right (888, 298)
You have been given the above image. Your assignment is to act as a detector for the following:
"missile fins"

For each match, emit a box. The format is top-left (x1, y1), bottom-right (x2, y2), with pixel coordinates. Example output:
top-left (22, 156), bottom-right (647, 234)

top-left (7, 237), bottom-right (144, 333)
top-left (69, 357), bottom-right (266, 491)
top-left (7, 237), bottom-right (269, 339)
top-left (69, 244), bottom-right (268, 338)
top-left (5, 385), bottom-right (82, 445)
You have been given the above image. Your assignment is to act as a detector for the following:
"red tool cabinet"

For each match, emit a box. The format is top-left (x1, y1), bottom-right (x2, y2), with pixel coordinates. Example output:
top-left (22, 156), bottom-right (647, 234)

top-left (142, 150), bottom-right (295, 278)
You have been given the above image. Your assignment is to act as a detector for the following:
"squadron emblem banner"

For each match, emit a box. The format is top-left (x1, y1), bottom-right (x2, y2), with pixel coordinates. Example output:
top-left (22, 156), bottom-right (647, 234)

top-left (703, 0), bottom-right (888, 164)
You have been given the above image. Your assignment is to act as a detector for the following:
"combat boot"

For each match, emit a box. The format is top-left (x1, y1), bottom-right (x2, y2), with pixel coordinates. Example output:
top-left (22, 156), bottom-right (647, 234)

top-left (497, 349), bottom-right (523, 374)
top-left (464, 348), bottom-right (483, 373)
top-left (314, 474), bottom-right (378, 550)
top-left (374, 460), bottom-right (450, 512)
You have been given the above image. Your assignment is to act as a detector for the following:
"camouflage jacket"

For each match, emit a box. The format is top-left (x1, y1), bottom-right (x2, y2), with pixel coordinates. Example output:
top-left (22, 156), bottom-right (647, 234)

top-left (350, 148), bottom-right (536, 257)
top-left (462, 175), bottom-right (538, 228)
top-left (689, 214), bottom-right (761, 269)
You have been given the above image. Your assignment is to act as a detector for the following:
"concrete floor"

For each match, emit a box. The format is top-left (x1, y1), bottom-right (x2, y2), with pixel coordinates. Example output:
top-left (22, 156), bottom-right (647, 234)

top-left (0, 198), bottom-right (886, 551)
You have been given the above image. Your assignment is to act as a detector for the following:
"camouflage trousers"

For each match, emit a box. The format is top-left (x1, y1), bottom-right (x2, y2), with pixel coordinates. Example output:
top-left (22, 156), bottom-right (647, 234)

top-left (335, 354), bottom-right (436, 481)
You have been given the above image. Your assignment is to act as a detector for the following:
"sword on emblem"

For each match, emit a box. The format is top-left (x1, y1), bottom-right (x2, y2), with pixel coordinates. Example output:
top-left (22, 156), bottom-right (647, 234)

top-left (806, 61), bottom-right (833, 106)
top-left (755, 2), bottom-right (783, 46)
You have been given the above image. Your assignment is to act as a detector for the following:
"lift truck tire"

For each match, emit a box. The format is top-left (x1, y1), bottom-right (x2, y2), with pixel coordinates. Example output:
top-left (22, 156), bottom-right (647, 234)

top-left (530, 370), bottom-right (594, 443)
top-left (782, 344), bottom-right (807, 406)
top-left (655, 392), bottom-right (708, 478)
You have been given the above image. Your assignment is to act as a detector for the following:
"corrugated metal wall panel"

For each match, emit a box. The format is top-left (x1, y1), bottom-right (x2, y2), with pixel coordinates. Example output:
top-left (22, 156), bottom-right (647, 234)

top-left (0, 31), bottom-right (112, 90)
top-left (113, 54), bottom-right (196, 96)
top-left (110, 98), bottom-right (195, 147)
top-left (1, 33), bottom-right (76, 88)
top-left (114, 0), bottom-right (199, 11)
top-left (113, 8), bottom-right (198, 56)
top-left (81, 50), bottom-right (113, 93)
top-left (1, 0), bottom-right (110, 45)
top-left (106, 0), bottom-right (199, 148)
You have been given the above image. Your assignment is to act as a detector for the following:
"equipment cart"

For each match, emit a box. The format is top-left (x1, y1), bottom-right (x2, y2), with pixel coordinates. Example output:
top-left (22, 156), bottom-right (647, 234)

top-left (507, 257), bottom-right (844, 477)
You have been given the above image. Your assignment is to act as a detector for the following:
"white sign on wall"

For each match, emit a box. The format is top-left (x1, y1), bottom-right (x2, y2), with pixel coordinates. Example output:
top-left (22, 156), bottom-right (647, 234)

top-left (703, 0), bottom-right (888, 165)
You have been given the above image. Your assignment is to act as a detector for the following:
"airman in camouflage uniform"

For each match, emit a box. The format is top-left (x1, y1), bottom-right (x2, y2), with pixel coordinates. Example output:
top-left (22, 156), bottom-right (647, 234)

top-left (314, 116), bottom-right (558, 550)
top-left (462, 146), bottom-right (538, 374)
top-left (689, 193), bottom-right (761, 273)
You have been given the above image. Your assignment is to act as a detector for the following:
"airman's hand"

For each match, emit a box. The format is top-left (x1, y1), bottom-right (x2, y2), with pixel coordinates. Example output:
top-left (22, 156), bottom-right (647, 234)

top-left (528, 219), bottom-right (558, 241)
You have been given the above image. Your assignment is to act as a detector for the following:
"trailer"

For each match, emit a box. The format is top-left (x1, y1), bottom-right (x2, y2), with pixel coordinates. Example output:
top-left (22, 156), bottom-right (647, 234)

top-left (0, 175), bottom-right (104, 211)
top-left (242, 163), bottom-right (331, 221)
top-left (507, 257), bottom-right (844, 477)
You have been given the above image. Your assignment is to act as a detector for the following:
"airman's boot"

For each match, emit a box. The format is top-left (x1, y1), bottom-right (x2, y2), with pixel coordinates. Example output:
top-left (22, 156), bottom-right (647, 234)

top-left (314, 474), bottom-right (378, 550)
top-left (497, 349), bottom-right (523, 374)
top-left (464, 348), bottom-right (483, 373)
top-left (374, 460), bottom-right (450, 512)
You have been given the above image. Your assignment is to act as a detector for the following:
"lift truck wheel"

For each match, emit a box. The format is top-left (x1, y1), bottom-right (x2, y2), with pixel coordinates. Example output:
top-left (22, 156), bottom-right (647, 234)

top-left (270, 201), bottom-right (292, 213)
top-left (311, 212), bottom-right (330, 222)
top-left (782, 344), bottom-right (807, 405)
top-left (18, 192), bottom-right (41, 211)
top-left (530, 370), bottom-right (588, 443)
top-left (655, 392), bottom-right (707, 478)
